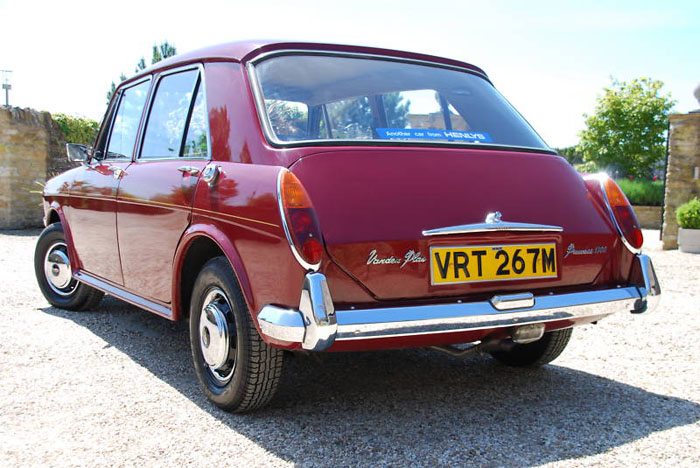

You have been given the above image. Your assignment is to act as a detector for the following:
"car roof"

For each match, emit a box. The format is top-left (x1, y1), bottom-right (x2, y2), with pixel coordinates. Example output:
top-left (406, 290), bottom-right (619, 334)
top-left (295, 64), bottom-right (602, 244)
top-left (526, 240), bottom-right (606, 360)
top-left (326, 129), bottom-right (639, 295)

top-left (128, 40), bottom-right (488, 82)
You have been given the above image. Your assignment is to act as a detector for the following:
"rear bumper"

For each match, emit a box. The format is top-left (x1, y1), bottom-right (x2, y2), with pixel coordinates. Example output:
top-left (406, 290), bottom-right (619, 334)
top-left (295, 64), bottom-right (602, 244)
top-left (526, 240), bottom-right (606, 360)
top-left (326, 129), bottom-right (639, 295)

top-left (257, 254), bottom-right (661, 351)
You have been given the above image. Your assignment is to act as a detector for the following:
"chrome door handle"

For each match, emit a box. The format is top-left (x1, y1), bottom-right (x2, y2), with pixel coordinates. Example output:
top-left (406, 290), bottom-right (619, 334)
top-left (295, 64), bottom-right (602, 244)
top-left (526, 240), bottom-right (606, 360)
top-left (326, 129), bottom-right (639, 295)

top-left (201, 163), bottom-right (221, 186)
top-left (107, 166), bottom-right (125, 179)
top-left (177, 166), bottom-right (200, 176)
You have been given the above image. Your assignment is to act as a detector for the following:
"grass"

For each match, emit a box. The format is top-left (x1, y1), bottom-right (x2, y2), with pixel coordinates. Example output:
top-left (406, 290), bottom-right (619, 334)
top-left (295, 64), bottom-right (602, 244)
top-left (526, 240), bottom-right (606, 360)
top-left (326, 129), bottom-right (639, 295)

top-left (616, 179), bottom-right (664, 206)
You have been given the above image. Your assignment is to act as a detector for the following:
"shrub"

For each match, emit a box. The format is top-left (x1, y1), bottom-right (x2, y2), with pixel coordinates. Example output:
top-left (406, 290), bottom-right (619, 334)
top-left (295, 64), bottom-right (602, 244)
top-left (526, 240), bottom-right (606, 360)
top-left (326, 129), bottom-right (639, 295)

top-left (615, 178), bottom-right (664, 206)
top-left (676, 198), bottom-right (700, 229)
top-left (52, 113), bottom-right (99, 146)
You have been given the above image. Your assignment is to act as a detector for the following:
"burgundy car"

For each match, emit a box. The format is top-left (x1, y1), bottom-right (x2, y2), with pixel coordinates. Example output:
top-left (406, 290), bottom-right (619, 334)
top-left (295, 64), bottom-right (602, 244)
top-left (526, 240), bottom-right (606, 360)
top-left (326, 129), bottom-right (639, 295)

top-left (35, 41), bottom-right (660, 412)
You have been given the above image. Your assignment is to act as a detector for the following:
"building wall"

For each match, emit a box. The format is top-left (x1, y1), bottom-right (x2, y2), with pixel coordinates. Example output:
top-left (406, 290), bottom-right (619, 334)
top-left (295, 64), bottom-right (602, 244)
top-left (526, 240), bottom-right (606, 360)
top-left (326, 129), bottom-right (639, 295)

top-left (662, 112), bottom-right (700, 249)
top-left (634, 205), bottom-right (662, 229)
top-left (0, 106), bottom-right (72, 229)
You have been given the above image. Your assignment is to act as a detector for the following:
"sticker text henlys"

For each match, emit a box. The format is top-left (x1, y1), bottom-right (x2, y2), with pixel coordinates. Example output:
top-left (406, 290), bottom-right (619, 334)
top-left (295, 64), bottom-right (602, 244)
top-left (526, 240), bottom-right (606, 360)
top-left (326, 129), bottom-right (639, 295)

top-left (376, 128), bottom-right (493, 143)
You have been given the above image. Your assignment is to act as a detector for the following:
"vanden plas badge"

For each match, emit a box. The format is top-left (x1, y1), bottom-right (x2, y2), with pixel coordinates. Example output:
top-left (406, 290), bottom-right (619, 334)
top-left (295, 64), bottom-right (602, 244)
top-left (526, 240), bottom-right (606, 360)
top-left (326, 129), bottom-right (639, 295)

top-left (367, 249), bottom-right (427, 268)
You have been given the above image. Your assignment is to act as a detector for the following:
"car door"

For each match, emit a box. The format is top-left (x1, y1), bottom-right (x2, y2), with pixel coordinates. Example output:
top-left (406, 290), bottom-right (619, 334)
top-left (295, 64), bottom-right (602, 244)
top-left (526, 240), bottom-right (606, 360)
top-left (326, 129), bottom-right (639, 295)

top-left (116, 66), bottom-right (210, 303)
top-left (67, 78), bottom-right (151, 284)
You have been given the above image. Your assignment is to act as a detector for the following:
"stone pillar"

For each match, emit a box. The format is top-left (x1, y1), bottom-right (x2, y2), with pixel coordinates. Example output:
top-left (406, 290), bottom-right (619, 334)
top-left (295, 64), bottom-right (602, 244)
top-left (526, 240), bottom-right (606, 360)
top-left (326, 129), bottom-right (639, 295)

top-left (0, 106), bottom-right (65, 229)
top-left (662, 112), bottom-right (700, 249)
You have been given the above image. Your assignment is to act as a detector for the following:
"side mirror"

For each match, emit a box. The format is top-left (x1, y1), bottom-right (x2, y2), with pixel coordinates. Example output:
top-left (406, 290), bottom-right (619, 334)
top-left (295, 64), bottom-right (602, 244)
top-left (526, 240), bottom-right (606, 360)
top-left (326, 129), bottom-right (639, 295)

top-left (66, 143), bottom-right (91, 163)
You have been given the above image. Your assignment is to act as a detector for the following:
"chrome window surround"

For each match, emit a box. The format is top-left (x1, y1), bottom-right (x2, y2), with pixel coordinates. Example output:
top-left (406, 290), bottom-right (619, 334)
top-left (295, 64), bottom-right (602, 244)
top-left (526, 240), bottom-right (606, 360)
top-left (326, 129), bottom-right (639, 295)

top-left (276, 168), bottom-right (322, 272)
top-left (135, 63), bottom-right (212, 162)
top-left (257, 253), bottom-right (660, 351)
top-left (246, 50), bottom-right (553, 153)
top-left (585, 173), bottom-right (642, 255)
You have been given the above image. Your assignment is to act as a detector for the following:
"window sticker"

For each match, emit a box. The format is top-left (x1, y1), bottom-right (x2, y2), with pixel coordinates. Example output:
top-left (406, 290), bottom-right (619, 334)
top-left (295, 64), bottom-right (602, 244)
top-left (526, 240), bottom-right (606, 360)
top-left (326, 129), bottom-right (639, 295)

top-left (376, 128), bottom-right (493, 143)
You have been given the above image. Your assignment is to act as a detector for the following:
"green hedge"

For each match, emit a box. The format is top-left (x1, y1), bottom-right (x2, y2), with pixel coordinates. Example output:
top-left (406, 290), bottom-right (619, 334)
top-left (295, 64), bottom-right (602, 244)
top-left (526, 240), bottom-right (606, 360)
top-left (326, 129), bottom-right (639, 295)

top-left (53, 113), bottom-right (99, 146)
top-left (616, 179), bottom-right (664, 206)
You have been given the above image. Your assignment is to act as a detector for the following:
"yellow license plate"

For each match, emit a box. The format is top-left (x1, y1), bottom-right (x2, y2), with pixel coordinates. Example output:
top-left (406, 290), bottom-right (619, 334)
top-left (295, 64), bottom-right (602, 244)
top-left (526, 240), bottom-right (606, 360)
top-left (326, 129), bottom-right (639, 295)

top-left (430, 243), bottom-right (557, 285)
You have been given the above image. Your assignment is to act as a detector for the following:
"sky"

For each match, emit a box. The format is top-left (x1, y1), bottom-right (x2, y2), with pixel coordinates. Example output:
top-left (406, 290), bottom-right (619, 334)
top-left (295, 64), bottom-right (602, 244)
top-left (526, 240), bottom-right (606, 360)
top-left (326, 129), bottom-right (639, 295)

top-left (0, 0), bottom-right (698, 148)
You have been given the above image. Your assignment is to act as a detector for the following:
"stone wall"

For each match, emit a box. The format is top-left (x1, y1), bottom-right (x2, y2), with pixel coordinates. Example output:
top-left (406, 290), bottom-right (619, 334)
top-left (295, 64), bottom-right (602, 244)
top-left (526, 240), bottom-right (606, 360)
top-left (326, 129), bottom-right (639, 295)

top-left (0, 106), bottom-right (71, 229)
top-left (662, 112), bottom-right (700, 249)
top-left (634, 205), bottom-right (662, 229)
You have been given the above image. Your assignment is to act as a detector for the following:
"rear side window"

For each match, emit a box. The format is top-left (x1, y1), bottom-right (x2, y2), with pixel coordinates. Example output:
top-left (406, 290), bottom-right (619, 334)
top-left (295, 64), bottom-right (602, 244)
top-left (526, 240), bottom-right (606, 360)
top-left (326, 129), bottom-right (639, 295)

top-left (139, 68), bottom-right (209, 159)
top-left (106, 80), bottom-right (151, 159)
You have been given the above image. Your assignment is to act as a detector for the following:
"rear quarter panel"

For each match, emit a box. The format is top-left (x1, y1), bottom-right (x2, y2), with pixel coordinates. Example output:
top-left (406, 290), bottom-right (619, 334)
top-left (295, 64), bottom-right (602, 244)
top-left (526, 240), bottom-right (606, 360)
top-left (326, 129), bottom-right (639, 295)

top-left (188, 162), bottom-right (308, 345)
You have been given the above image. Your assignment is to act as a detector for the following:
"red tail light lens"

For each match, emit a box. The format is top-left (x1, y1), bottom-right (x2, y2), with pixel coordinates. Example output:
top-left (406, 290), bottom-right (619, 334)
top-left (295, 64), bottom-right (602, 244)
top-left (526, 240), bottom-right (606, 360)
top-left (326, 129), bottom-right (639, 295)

top-left (279, 170), bottom-right (324, 268)
top-left (602, 176), bottom-right (643, 250)
top-left (585, 174), bottom-right (643, 251)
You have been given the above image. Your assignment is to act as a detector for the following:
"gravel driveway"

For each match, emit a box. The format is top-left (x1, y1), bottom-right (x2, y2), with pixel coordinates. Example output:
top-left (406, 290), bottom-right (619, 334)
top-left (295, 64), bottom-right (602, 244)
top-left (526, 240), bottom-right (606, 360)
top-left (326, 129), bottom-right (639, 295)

top-left (1, 229), bottom-right (698, 467)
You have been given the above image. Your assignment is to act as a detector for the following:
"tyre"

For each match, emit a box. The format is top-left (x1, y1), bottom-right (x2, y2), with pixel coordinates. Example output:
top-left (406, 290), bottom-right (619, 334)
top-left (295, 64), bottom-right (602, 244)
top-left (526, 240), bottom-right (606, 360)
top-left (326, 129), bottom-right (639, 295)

top-left (490, 328), bottom-right (573, 367)
top-left (34, 223), bottom-right (104, 311)
top-left (189, 256), bottom-right (283, 412)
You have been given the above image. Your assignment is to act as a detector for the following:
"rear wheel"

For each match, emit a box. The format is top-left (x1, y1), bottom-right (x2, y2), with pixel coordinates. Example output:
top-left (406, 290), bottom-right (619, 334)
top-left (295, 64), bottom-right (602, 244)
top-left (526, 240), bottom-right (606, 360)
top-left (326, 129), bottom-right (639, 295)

top-left (34, 223), bottom-right (104, 311)
top-left (189, 257), bottom-right (283, 412)
top-left (490, 328), bottom-right (573, 367)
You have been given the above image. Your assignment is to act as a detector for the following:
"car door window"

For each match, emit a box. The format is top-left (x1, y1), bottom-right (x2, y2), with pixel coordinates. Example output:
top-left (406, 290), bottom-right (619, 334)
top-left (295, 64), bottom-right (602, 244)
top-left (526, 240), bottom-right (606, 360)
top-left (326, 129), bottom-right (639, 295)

top-left (106, 80), bottom-right (151, 159)
top-left (140, 69), bottom-right (199, 159)
top-left (182, 80), bottom-right (209, 158)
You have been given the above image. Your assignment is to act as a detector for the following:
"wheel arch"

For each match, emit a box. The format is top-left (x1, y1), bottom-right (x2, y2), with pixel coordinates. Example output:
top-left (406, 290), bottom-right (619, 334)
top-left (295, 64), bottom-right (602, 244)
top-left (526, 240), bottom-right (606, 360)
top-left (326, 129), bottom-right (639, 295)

top-left (172, 224), bottom-right (254, 322)
top-left (44, 202), bottom-right (82, 271)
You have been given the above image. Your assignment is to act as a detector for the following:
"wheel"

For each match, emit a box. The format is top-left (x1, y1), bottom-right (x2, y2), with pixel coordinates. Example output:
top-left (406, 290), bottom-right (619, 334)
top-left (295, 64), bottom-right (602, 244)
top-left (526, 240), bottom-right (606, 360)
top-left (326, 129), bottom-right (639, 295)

top-left (34, 223), bottom-right (104, 311)
top-left (489, 328), bottom-right (573, 367)
top-left (189, 257), bottom-right (283, 412)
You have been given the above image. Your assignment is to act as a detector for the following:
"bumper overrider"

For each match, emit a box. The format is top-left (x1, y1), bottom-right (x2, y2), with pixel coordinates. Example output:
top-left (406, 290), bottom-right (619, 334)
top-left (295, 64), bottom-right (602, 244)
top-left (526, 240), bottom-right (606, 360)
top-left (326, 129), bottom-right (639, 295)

top-left (258, 254), bottom-right (661, 351)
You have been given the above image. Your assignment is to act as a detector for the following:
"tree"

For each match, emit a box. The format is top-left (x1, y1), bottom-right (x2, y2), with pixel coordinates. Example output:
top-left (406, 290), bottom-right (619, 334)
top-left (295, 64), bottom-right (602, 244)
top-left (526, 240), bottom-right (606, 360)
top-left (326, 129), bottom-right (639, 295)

top-left (555, 145), bottom-right (583, 165)
top-left (577, 78), bottom-right (675, 178)
top-left (151, 41), bottom-right (177, 64)
top-left (106, 41), bottom-right (178, 104)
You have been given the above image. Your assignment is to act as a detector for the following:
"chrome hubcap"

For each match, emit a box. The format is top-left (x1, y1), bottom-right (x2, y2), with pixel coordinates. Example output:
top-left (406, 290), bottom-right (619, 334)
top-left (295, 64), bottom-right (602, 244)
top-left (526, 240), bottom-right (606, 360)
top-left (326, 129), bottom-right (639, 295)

top-left (199, 288), bottom-right (235, 383)
top-left (44, 241), bottom-right (77, 296)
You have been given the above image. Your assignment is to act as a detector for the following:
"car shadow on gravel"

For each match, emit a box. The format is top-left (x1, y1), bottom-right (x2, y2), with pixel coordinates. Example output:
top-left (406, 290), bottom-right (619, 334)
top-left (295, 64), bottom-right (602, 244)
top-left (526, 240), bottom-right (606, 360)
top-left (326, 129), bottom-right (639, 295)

top-left (43, 298), bottom-right (700, 467)
top-left (0, 228), bottom-right (43, 237)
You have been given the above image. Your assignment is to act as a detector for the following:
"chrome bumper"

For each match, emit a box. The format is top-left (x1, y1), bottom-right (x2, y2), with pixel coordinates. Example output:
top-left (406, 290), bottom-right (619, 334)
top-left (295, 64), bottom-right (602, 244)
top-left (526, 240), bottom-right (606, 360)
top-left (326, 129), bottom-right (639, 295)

top-left (258, 254), bottom-right (661, 351)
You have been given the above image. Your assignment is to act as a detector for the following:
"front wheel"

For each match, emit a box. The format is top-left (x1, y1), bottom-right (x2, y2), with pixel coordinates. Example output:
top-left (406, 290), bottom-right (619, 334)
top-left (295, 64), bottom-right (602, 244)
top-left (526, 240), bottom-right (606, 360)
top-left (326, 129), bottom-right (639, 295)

top-left (489, 328), bottom-right (573, 367)
top-left (189, 257), bottom-right (283, 412)
top-left (34, 223), bottom-right (104, 311)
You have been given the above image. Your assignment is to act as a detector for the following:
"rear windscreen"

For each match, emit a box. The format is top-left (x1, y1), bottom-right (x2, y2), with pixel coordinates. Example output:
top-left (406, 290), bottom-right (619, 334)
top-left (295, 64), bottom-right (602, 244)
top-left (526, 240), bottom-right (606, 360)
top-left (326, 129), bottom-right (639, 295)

top-left (253, 54), bottom-right (549, 150)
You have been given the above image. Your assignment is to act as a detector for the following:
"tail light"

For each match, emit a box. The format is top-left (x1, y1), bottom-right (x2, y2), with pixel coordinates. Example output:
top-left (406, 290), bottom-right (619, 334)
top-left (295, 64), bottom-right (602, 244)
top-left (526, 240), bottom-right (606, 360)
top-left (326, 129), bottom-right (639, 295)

top-left (584, 173), bottom-right (643, 252)
top-left (278, 170), bottom-right (324, 269)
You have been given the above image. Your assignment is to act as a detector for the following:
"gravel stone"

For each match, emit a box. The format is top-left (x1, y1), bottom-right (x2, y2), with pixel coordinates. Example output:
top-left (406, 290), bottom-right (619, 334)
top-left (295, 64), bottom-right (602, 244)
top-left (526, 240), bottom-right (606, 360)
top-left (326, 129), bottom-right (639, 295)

top-left (0, 229), bottom-right (698, 467)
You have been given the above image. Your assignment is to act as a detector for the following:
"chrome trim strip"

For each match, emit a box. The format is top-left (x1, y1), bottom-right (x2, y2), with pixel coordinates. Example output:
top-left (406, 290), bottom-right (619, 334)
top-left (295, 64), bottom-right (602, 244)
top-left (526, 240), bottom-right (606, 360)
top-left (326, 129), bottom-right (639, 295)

top-left (276, 168), bottom-right (321, 272)
top-left (585, 173), bottom-right (641, 255)
top-left (74, 271), bottom-right (172, 319)
top-left (423, 221), bottom-right (563, 236)
top-left (256, 254), bottom-right (659, 350)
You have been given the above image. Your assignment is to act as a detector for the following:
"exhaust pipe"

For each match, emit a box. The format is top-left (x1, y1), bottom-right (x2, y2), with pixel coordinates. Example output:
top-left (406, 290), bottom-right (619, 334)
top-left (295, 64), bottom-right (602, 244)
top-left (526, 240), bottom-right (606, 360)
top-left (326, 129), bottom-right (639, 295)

top-left (430, 324), bottom-right (546, 357)
top-left (511, 323), bottom-right (545, 344)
